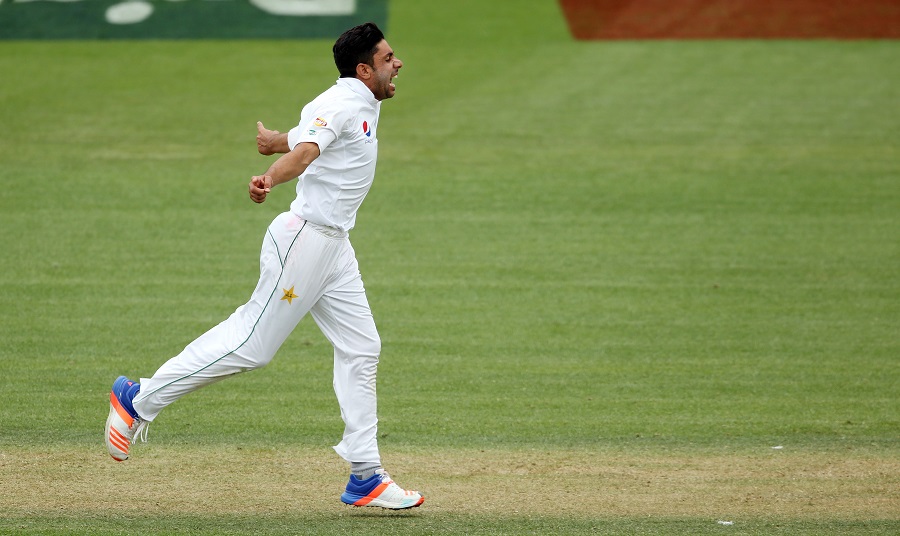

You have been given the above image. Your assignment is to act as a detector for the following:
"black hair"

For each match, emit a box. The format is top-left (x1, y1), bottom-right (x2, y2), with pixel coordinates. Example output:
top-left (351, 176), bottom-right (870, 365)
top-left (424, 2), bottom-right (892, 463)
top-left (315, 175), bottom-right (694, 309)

top-left (333, 22), bottom-right (385, 78)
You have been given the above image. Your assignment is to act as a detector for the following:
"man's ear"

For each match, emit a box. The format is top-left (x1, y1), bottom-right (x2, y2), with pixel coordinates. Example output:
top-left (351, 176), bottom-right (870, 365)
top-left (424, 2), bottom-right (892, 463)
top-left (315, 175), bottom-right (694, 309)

top-left (356, 63), bottom-right (372, 80)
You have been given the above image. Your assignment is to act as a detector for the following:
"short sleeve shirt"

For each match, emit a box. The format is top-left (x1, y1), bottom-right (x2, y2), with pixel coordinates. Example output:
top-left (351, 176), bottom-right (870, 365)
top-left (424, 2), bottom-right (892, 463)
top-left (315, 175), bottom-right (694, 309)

top-left (286, 77), bottom-right (381, 231)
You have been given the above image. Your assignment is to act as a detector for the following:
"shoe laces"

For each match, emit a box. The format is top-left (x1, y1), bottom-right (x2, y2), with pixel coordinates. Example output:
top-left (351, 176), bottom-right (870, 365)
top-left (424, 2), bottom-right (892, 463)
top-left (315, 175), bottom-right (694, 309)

top-left (133, 419), bottom-right (150, 444)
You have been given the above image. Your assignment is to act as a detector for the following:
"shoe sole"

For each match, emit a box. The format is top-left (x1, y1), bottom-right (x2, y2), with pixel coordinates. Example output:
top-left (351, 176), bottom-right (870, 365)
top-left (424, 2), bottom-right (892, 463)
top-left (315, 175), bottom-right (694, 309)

top-left (341, 494), bottom-right (425, 510)
top-left (105, 402), bottom-right (129, 461)
top-left (106, 381), bottom-right (135, 462)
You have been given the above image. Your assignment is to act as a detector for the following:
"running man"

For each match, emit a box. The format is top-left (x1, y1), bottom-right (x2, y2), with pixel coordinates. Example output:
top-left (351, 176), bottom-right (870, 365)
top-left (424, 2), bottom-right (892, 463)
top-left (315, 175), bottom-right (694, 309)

top-left (104, 22), bottom-right (424, 510)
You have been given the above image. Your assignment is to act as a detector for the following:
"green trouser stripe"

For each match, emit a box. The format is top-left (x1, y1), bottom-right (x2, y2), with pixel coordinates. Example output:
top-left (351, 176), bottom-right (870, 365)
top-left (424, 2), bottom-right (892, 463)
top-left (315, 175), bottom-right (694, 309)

top-left (267, 228), bottom-right (284, 267)
top-left (139, 221), bottom-right (306, 400)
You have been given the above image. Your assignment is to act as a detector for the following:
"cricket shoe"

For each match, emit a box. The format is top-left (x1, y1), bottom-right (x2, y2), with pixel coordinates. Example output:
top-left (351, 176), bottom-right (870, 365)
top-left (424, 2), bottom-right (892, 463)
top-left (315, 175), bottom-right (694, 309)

top-left (340, 469), bottom-right (425, 510)
top-left (105, 375), bottom-right (149, 461)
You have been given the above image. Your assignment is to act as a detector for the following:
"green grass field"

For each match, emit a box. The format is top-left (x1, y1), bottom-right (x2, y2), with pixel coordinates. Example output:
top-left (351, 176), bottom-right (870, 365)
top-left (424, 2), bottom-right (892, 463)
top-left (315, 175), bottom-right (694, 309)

top-left (1, 0), bottom-right (898, 534)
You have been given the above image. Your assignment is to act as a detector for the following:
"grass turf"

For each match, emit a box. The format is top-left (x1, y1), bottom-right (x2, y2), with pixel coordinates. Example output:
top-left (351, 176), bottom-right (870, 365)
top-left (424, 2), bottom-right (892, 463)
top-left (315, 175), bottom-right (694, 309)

top-left (0, 0), bottom-right (898, 533)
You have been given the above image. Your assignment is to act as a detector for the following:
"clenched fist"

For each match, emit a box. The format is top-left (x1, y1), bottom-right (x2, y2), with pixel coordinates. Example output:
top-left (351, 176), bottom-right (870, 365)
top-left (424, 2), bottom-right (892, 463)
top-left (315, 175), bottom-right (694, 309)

top-left (249, 175), bottom-right (273, 203)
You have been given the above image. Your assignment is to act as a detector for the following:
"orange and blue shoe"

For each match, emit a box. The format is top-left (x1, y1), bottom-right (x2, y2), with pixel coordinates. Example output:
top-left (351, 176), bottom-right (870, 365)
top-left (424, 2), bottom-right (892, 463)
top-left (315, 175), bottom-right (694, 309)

top-left (105, 375), bottom-right (148, 461)
top-left (340, 469), bottom-right (425, 510)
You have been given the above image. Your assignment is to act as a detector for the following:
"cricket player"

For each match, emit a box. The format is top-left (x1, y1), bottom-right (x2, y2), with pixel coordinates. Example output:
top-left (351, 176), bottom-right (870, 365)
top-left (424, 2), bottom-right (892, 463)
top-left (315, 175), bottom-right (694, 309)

top-left (104, 22), bottom-right (424, 510)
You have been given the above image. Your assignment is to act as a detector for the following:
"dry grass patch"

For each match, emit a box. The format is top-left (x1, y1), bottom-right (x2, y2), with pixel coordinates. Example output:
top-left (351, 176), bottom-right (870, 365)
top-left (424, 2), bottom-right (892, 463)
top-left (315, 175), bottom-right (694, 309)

top-left (1, 446), bottom-right (897, 521)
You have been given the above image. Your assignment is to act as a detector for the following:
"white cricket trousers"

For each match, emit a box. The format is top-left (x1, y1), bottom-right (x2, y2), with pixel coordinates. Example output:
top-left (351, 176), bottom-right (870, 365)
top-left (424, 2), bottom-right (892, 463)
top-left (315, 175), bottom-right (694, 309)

top-left (132, 211), bottom-right (381, 464)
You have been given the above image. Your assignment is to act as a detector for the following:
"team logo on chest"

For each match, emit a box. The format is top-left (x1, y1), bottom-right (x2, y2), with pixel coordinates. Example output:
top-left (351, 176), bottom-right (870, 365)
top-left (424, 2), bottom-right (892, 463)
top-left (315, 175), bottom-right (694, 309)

top-left (362, 120), bottom-right (371, 137)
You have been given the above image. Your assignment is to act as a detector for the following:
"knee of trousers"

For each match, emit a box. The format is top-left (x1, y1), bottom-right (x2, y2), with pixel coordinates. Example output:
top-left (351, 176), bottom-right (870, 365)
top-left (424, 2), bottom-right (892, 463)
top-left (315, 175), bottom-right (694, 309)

top-left (335, 334), bottom-right (381, 364)
top-left (356, 335), bottom-right (381, 362)
top-left (230, 342), bottom-right (278, 371)
top-left (364, 335), bottom-right (382, 360)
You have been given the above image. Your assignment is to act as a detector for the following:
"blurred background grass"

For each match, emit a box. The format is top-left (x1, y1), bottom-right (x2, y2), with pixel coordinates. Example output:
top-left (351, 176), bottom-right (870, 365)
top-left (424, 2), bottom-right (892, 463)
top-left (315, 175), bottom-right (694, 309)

top-left (0, 0), bottom-right (897, 458)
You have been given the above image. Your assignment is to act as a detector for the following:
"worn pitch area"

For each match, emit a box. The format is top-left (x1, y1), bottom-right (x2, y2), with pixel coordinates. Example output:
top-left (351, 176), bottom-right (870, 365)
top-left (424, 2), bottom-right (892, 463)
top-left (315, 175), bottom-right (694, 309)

top-left (2, 446), bottom-right (897, 520)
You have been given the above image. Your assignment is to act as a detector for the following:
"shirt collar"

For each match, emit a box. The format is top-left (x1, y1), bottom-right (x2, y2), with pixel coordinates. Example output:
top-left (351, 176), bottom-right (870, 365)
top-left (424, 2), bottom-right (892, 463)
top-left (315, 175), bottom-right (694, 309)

top-left (336, 77), bottom-right (378, 105)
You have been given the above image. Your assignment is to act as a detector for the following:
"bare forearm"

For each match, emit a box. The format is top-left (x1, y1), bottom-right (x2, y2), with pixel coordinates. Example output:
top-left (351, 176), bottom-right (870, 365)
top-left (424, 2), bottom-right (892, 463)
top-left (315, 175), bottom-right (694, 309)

top-left (265, 142), bottom-right (320, 186)
top-left (249, 142), bottom-right (321, 203)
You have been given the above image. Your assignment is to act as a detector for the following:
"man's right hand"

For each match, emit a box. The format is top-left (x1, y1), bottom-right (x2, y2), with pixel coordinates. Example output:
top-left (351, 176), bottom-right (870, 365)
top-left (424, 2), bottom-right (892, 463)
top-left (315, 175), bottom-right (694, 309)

top-left (249, 174), bottom-right (273, 203)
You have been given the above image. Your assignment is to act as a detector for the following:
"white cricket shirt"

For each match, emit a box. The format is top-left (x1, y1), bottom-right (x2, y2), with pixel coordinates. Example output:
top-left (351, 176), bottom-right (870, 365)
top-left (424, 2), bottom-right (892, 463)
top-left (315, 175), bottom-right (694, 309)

top-left (286, 77), bottom-right (381, 231)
